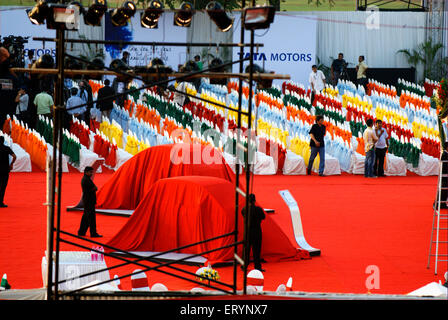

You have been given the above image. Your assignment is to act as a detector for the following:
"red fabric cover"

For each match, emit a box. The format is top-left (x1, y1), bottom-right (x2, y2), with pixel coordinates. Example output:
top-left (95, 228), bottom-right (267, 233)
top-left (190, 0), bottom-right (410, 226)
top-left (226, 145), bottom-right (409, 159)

top-left (96, 143), bottom-right (236, 210)
top-left (105, 176), bottom-right (309, 264)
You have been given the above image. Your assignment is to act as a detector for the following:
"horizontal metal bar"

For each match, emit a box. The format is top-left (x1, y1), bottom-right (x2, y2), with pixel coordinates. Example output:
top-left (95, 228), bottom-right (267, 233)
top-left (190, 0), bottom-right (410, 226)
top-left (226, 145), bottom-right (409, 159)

top-left (60, 239), bottom-right (244, 295)
top-left (11, 68), bottom-right (289, 80)
top-left (59, 229), bottom-right (236, 258)
top-left (57, 238), bottom-right (236, 291)
top-left (33, 37), bottom-right (265, 48)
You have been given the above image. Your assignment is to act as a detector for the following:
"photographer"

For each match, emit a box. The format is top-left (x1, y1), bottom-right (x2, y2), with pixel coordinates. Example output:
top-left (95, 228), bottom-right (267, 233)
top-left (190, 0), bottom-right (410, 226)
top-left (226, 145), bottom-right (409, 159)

top-left (331, 53), bottom-right (347, 86)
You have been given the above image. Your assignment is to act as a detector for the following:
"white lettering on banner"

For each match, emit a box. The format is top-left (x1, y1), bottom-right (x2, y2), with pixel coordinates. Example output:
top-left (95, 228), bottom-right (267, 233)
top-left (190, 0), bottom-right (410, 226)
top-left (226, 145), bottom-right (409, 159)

top-left (238, 52), bottom-right (312, 62)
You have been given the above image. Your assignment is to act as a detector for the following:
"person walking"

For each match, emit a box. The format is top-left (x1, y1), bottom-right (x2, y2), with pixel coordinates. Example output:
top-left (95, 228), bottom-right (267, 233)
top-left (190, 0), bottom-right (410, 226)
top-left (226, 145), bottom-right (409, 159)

top-left (374, 119), bottom-right (389, 177)
top-left (363, 118), bottom-right (380, 178)
top-left (241, 194), bottom-right (266, 272)
top-left (0, 136), bottom-right (17, 208)
top-left (307, 115), bottom-right (326, 176)
top-left (77, 166), bottom-right (102, 238)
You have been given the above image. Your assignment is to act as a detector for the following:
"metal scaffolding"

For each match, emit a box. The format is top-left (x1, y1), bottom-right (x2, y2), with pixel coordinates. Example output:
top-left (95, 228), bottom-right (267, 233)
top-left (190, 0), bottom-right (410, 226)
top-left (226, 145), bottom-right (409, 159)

top-left (28, 0), bottom-right (284, 300)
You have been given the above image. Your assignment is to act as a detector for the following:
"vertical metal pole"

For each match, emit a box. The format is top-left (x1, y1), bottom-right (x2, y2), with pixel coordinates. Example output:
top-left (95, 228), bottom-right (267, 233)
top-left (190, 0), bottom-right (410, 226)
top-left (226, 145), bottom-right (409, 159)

top-left (242, 0), bottom-right (256, 295)
top-left (233, 0), bottom-right (246, 295)
top-left (53, 27), bottom-right (66, 300)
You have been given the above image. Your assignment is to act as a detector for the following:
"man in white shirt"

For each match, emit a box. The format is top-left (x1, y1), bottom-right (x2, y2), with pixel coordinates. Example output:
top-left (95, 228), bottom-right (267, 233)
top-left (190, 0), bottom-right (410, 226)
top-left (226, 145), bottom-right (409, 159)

top-left (309, 65), bottom-right (326, 104)
top-left (356, 56), bottom-right (368, 89)
top-left (363, 118), bottom-right (381, 178)
top-left (374, 119), bottom-right (389, 177)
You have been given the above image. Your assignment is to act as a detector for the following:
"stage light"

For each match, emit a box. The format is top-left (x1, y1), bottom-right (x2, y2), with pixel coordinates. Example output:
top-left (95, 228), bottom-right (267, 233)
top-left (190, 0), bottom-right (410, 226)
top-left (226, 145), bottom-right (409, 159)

top-left (84, 0), bottom-right (107, 26)
top-left (206, 1), bottom-right (233, 32)
top-left (174, 2), bottom-right (194, 27)
top-left (141, 0), bottom-right (164, 29)
top-left (110, 1), bottom-right (137, 27)
top-left (243, 6), bottom-right (275, 30)
top-left (46, 2), bottom-right (82, 30)
top-left (27, 0), bottom-right (50, 25)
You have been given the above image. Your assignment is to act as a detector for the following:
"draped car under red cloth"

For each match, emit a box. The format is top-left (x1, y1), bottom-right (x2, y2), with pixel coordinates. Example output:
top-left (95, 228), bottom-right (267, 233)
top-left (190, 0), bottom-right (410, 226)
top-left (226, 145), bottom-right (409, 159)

top-left (96, 143), bottom-right (236, 210)
top-left (97, 143), bottom-right (309, 263)
top-left (105, 176), bottom-right (310, 264)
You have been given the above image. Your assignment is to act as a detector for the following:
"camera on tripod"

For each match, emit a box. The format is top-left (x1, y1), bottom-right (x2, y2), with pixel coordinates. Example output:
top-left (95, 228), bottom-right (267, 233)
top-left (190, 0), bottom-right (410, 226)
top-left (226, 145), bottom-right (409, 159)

top-left (0, 35), bottom-right (29, 68)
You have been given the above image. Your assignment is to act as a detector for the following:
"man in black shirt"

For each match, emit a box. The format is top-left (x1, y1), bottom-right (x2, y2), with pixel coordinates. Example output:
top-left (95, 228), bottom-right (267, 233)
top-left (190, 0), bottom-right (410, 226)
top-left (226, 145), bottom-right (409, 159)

top-left (77, 166), bottom-right (102, 238)
top-left (307, 115), bottom-right (326, 176)
top-left (242, 194), bottom-right (266, 272)
top-left (331, 53), bottom-right (347, 86)
top-left (0, 136), bottom-right (17, 208)
top-left (97, 79), bottom-right (115, 120)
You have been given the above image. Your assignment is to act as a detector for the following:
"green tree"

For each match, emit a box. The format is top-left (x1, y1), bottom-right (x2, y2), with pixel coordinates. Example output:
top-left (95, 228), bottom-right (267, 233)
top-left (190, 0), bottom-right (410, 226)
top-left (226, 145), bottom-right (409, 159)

top-left (397, 38), bottom-right (446, 82)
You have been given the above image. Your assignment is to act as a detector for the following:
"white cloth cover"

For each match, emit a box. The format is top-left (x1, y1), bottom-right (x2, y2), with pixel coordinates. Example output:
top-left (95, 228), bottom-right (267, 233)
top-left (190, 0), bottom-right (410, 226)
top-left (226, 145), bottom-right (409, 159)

top-left (253, 152), bottom-right (276, 175)
top-left (407, 282), bottom-right (448, 297)
top-left (349, 152), bottom-right (407, 176)
top-left (407, 153), bottom-right (439, 176)
top-left (41, 252), bottom-right (110, 291)
top-left (223, 152), bottom-right (277, 175)
top-left (313, 153), bottom-right (341, 175)
top-left (283, 150), bottom-right (306, 175)
top-left (114, 148), bottom-right (133, 170)
top-left (349, 152), bottom-right (365, 175)
top-left (46, 145), bottom-right (69, 172)
top-left (72, 146), bottom-right (100, 173)
top-left (10, 143), bottom-right (32, 172)
top-left (223, 152), bottom-right (237, 173)
top-left (385, 153), bottom-right (407, 176)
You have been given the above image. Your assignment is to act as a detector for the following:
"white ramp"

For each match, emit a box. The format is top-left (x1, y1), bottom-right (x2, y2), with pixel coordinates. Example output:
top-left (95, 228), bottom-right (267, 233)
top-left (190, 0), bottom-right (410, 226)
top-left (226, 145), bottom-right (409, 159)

top-left (279, 190), bottom-right (320, 256)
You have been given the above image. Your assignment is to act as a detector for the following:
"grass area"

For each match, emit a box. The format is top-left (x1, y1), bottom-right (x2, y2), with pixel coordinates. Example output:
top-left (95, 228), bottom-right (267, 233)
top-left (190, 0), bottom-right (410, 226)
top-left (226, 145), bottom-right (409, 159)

top-left (0, 0), bottom-right (426, 11)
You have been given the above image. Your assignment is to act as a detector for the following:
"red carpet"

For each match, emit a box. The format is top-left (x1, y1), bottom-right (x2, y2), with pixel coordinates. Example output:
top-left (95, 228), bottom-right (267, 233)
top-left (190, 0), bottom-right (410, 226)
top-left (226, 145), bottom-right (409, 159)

top-left (0, 170), bottom-right (446, 295)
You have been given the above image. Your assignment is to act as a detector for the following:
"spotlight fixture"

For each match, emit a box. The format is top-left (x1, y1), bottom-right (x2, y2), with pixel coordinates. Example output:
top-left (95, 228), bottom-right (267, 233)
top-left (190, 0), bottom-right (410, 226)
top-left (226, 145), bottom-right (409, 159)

top-left (174, 2), bottom-right (194, 27)
top-left (206, 1), bottom-right (233, 32)
top-left (243, 6), bottom-right (275, 30)
top-left (110, 1), bottom-right (137, 27)
top-left (84, 0), bottom-right (108, 26)
top-left (27, 0), bottom-right (50, 25)
top-left (141, 0), bottom-right (164, 29)
top-left (46, 2), bottom-right (82, 30)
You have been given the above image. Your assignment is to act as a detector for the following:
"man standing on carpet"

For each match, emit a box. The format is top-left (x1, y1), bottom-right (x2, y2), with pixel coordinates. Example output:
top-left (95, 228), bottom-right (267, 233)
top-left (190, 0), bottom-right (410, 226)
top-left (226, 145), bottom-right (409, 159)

top-left (363, 118), bottom-right (381, 178)
top-left (307, 115), bottom-right (326, 176)
top-left (78, 166), bottom-right (102, 238)
top-left (0, 135), bottom-right (16, 208)
top-left (242, 194), bottom-right (266, 272)
top-left (374, 119), bottom-right (389, 177)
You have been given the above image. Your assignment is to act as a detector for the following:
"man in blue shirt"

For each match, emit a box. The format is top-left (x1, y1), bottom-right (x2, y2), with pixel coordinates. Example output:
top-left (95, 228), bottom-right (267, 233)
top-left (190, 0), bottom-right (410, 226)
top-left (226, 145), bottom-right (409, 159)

top-left (66, 87), bottom-right (86, 122)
